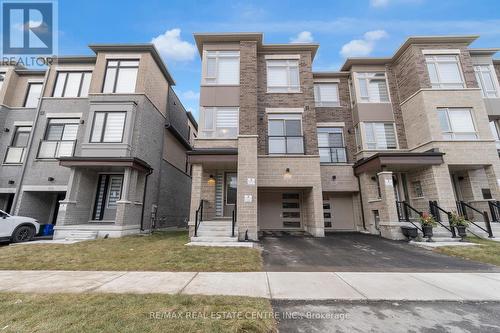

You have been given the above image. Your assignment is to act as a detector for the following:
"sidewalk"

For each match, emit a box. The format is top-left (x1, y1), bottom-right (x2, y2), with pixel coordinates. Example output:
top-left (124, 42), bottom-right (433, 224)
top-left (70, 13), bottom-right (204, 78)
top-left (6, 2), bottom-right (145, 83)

top-left (1, 270), bottom-right (500, 301)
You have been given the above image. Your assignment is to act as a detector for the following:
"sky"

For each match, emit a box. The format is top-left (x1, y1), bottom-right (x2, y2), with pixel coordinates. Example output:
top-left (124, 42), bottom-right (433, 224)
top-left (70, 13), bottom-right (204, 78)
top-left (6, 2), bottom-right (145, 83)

top-left (57, 0), bottom-right (500, 120)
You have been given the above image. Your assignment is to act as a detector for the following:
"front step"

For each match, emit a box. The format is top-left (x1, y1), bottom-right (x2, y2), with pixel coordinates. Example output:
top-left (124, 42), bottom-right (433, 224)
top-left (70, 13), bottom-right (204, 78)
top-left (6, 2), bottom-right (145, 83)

top-left (65, 231), bottom-right (98, 241)
top-left (191, 236), bottom-right (238, 242)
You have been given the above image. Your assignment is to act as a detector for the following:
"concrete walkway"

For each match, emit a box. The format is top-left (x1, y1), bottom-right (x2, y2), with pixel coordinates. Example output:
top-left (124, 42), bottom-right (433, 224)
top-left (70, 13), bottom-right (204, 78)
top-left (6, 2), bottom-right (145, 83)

top-left (2, 270), bottom-right (500, 301)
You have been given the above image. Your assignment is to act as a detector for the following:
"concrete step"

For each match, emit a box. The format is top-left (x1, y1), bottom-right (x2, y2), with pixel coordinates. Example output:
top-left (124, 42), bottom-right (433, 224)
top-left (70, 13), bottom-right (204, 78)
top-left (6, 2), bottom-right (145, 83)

top-left (190, 236), bottom-right (238, 243)
top-left (430, 237), bottom-right (463, 242)
top-left (65, 231), bottom-right (98, 241)
top-left (197, 231), bottom-right (235, 237)
top-left (186, 241), bottom-right (254, 247)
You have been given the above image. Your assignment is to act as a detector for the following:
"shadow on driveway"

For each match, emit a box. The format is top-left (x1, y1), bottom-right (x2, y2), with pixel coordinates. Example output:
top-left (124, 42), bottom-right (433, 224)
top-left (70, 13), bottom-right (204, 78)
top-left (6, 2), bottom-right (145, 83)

top-left (261, 232), bottom-right (499, 272)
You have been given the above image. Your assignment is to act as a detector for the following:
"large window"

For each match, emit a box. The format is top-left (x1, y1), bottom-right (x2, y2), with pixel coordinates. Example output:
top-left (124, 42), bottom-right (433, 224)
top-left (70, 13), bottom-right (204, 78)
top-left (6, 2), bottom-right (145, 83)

top-left (266, 60), bottom-right (300, 93)
top-left (356, 72), bottom-right (389, 103)
top-left (314, 83), bottom-right (340, 107)
top-left (474, 65), bottom-right (499, 98)
top-left (317, 127), bottom-right (347, 163)
top-left (204, 51), bottom-right (240, 85)
top-left (437, 108), bottom-right (477, 140)
top-left (38, 118), bottom-right (79, 158)
top-left (24, 82), bottom-right (43, 108)
top-left (53, 72), bottom-right (92, 97)
top-left (363, 122), bottom-right (397, 150)
top-left (90, 112), bottom-right (126, 143)
top-left (490, 121), bottom-right (500, 149)
top-left (4, 126), bottom-right (31, 164)
top-left (103, 60), bottom-right (139, 93)
top-left (200, 107), bottom-right (238, 138)
top-left (0, 72), bottom-right (5, 91)
top-left (268, 115), bottom-right (304, 154)
top-left (425, 55), bottom-right (464, 89)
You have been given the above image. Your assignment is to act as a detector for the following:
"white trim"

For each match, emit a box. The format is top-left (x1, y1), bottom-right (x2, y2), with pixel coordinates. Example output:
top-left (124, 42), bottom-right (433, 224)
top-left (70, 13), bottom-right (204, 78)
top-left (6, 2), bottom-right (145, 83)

top-left (54, 66), bottom-right (94, 71)
top-left (0, 188), bottom-right (16, 193)
top-left (104, 54), bottom-right (142, 60)
top-left (26, 79), bottom-right (44, 83)
top-left (317, 122), bottom-right (345, 127)
top-left (45, 113), bottom-right (82, 118)
top-left (422, 49), bottom-right (461, 55)
top-left (21, 185), bottom-right (67, 192)
top-left (267, 113), bottom-right (302, 120)
top-left (313, 78), bottom-right (340, 83)
top-left (12, 121), bottom-right (33, 126)
top-left (266, 107), bottom-right (304, 114)
top-left (265, 54), bottom-right (300, 60)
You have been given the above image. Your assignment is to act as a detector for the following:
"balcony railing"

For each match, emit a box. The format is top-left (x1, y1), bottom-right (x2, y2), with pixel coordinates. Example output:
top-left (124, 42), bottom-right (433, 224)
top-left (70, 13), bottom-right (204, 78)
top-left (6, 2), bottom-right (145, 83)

top-left (319, 147), bottom-right (347, 163)
top-left (4, 146), bottom-right (26, 164)
top-left (37, 140), bottom-right (76, 159)
top-left (268, 136), bottom-right (304, 155)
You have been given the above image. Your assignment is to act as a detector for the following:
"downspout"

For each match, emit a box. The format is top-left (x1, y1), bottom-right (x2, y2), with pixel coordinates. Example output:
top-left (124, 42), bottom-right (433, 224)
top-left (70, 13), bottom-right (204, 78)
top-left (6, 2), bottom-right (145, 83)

top-left (11, 69), bottom-right (50, 213)
top-left (356, 174), bottom-right (367, 231)
top-left (140, 168), bottom-right (154, 232)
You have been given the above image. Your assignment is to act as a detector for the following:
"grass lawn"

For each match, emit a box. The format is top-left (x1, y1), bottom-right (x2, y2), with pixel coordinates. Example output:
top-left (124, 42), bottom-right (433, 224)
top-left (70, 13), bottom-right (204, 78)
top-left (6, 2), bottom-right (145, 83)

top-left (0, 231), bottom-right (262, 272)
top-left (0, 292), bottom-right (276, 333)
top-left (435, 237), bottom-right (500, 266)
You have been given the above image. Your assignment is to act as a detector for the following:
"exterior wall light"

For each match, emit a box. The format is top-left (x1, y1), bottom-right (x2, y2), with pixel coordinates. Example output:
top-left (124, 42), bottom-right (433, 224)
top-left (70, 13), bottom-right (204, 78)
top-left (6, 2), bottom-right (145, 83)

top-left (284, 168), bottom-right (292, 179)
top-left (48, 177), bottom-right (55, 182)
top-left (8, 180), bottom-right (14, 185)
top-left (207, 174), bottom-right (216, 185)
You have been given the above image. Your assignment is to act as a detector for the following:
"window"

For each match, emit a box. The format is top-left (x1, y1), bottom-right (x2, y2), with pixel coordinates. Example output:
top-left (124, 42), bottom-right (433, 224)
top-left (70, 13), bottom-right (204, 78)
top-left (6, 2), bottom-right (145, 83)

top-left (90, 112), bottom-right (126, 143)
top-left (490, 121), bottom-right (500, 149)
top-left (317, 127), bottom-right (347, 163)
top-left (53, 72), bottom-right (92, 97)
top-left (482, 189), bottom-right (493, 200)
top-left (103, 60), bottom-right (139, 93)
top-left (225, 173), bottom-right (237, 205)
top-left (323, 201), bottom-right (332, 228)
top-left (204, 51), bottom-right (240, 85)
top-left (474, 65), bottom-right (499, 98)
top-left (38, 118), bottom-right (79, 158)
top-left (0, 72), bottom-right (5, 91)
top-left (363, 123), bottom-right (397, 149)
top-left (314, 83), bottom-right (339, 107)
top-left (412, 181), bottom-right (424, 197)
top-left (4, 126), bottom-right (31, 164)
top-left (356, 72), bottom-right (389, 103)
top-left (268, 115), bottom-right (304, 154)
top-left (200, 107), bottom-right (238, 138)
top-left (24, 82), bottom-right (43, 108)
top-left (266, 60), bottom-right (300, 93)
top-left (425, 55), bottom-right (464, 89)
top-left (437, 108), bottom-right (477, 140)
top-left (354, 125), bottom-right (362, 151)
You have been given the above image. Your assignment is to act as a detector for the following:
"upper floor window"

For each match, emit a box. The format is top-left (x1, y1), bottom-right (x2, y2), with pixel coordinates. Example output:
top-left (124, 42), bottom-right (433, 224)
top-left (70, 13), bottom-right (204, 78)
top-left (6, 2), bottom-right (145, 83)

top-left (489, 121), bottom-right (500, 149)
top-left (317, 127), bottom-right (347, 163)
top-left (103, 60), bottom-right (139, 93)
top-left (437, 108), bottom-right (477, 140)
top-left (314, 83), bottom-right (340, 107)
top-left (4, 126), bottom-right (31, 164)
top-left (425, 55), bottom-right (464, 89)
top-left (268, 114), bottom-right (304, 154)
top-left (38, 118), bottom-right (79, 158)
top-left (356, 72), bottom-right (389, 103)
top-left (53, 72), bottom-right (92, 97)
top-left (90, 112), bottom-right (126, 143)
top-left (267, 60), bottom-right (300, 93)
top-left (204, 51), bottom-right (240, 85)
top-left (0, 72), bottom-right (5, 91)
top-left (24, 82), bottom-right (43, 108)
top-left (474, 65), bottom-right (499, 98)
top-left (363, 122), bottom-right (397, 150)
top-left (200, 107), bottom-right (238, 139)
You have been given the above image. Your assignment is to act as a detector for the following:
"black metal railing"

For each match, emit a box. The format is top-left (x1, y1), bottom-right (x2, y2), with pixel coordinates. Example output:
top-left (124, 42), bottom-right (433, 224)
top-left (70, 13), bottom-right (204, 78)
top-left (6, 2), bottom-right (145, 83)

top-left (429, 200), bottom-right (457, 238)
top-left (396, 201), bottom-right (423, 232)
top-left (319, 147), bottom-right (348, 163)
top-left (231, 202), bottom-right (237, 238)
top-left (457, 201), bottom-right (494, 238)
top-left (268, 136), bottom-right (304, 154)
top-left (489, 200), bottom-right (500, 222)
top-left (194, 200), bottom-right (204, 237)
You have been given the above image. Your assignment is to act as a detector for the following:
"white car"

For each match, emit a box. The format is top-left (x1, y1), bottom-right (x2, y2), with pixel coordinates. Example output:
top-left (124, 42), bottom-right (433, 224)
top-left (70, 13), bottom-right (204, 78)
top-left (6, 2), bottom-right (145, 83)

top-left (0, 210), bottom-right (40, 243)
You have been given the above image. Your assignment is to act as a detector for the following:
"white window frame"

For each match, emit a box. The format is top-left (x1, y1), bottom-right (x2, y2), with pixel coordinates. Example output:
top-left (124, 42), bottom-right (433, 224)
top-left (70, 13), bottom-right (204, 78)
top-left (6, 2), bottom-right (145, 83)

top-left (474, 64), bottom-right (499, 98)
top-left (53, 71), bottom-right (92, 97)
top-left (437, 108), bottom-right (477, 140)
top-left (202, 50), bottom-right (240, 85)
top-left (359, 122), bottom-right (398, 150)
top-left (354, 72), bottom-right (391, 103)
top-left (0, 72), bottom-right (6, 92)
top-left (199, 107), bottom-right (239, 139)
top-left (314, 83), bottom-right (340, 107)
top-left (490, 121), bottom-right (500, 149)
top-left (425, 55), bottom-right (465, 89)
top-left (102, 59), bottom-right (139, 94)
top-left (24, 81), bottom-right (43, 108)
top-left (267, 113), bottom-right (304, 155)
top-left (90, 111), bottom-right (127, 143)
top-left (266, 59), bottom-right (300, 93)
top-left (317, 127), bottom-right (347, 163)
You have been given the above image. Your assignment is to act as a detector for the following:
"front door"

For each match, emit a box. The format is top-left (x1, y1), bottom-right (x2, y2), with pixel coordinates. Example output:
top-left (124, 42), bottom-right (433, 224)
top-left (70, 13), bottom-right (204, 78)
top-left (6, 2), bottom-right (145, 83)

top-left (224, 172), bottom-right (237, 217)
top-left (282, 192), bottom-right (301, 228)
top-left (92, 174), bottom-right (124, 221)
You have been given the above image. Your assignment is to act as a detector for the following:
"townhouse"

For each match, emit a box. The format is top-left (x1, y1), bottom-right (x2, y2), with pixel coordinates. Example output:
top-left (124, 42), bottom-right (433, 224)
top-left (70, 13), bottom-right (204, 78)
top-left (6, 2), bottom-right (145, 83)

top-left (0, 44), bottom-right (196, 239)
top-left (188, 33), bottom-right (500, 243)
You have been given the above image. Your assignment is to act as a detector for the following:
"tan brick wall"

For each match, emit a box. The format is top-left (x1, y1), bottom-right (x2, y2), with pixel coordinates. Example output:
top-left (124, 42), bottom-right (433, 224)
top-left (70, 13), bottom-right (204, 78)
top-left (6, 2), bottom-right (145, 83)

top-left (194, 139), bottom-right (238, 149)
top-left (237, 136), bottom-right (258, 240)
top-left (239, 41), bottom-right (258, 135)
top-left (320, 165), bottom-right (358, 192)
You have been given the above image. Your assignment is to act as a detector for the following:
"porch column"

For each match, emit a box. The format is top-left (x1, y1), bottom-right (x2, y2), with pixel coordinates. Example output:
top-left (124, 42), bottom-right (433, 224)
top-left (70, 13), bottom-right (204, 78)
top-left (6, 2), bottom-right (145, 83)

top-left (116, 168), bottom-right (141, 227)
top-left (237, 136), bottom-right (258, 241)
top-left (188, 164), bottom-right (203, 237)
top-left (377, 171), bottom-right (402, 239)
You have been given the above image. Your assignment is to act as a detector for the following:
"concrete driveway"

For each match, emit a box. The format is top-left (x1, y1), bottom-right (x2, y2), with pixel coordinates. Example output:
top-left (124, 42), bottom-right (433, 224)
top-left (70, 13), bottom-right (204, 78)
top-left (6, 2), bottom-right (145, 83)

top-left (261, 232), bottom-right (499, 272)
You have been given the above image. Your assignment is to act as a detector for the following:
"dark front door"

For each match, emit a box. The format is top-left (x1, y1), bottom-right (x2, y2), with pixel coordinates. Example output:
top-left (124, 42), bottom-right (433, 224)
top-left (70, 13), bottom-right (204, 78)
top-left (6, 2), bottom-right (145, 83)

top-left (224, 172), bottom-right (237, 217)
top-left (92, 174), bottom-right (124, 221)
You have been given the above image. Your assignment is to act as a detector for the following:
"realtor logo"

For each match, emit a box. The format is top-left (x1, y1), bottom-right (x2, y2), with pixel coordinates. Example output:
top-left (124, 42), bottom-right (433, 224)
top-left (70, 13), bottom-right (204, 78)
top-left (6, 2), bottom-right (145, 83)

top-left (1, 0), bottom-right (57, 55)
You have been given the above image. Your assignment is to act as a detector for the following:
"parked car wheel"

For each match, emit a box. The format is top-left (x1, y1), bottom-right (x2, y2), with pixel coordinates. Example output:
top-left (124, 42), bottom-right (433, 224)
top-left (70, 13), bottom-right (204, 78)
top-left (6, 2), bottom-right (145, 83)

top-left (11, 225), bottom-right (35, 243)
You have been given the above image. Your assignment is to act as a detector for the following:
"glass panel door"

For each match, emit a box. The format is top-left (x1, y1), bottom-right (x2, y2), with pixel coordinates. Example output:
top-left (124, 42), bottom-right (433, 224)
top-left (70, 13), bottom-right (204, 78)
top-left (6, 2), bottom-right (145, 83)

top-left (224, 172), bottom-right (237, 217)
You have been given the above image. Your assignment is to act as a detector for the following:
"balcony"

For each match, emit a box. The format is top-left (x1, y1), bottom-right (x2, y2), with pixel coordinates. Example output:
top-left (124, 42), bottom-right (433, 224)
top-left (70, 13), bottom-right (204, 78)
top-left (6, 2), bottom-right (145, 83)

top-left (37, 140), bottom-right (76, 159)
top-left (268, 136), bottom-right (304, 155)
top-left (319, 147), bottom-right (347, 163)
top-left (4, 147), bottom-right (26, 164)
